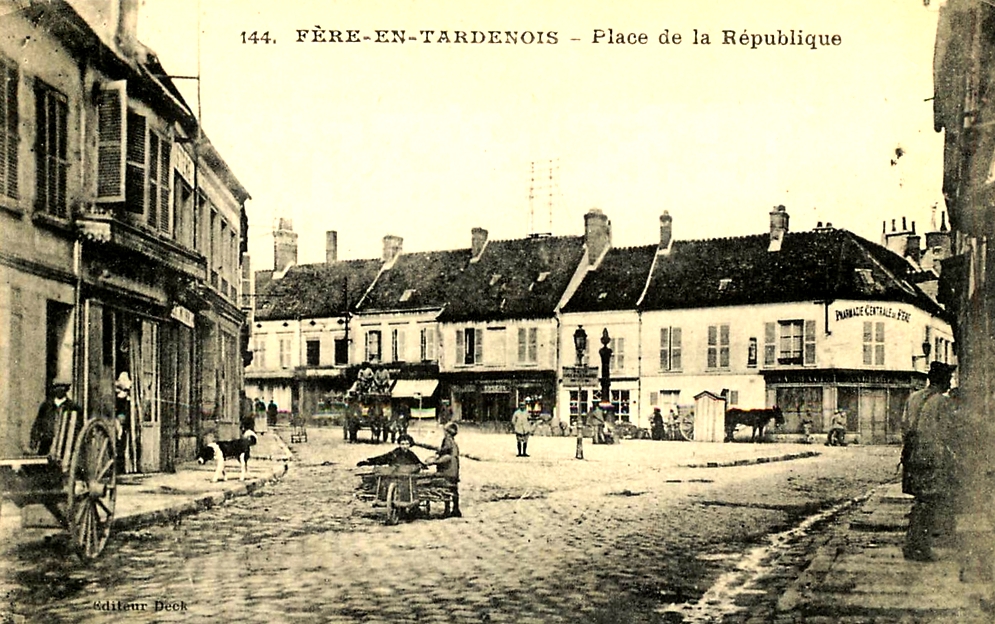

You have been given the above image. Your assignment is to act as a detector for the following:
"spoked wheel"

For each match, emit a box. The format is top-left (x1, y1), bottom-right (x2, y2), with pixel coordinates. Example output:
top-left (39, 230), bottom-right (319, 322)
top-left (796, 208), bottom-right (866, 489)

top-left (67, 419), bottom-right (117, 560)
top-left (678, 414), bottom-right (695, 441)
top-left (385, 482), bottom-right (399, 525)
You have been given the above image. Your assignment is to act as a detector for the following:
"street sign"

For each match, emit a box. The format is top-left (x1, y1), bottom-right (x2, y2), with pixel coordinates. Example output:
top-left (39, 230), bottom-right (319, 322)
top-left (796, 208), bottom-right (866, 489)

top-left (563, 366), bottom-right (600, 387)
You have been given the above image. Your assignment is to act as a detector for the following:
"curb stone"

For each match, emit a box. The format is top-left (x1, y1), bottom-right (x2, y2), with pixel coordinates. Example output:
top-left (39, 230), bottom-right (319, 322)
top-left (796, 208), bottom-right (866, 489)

top-left (685, 450), bottom-right (821, 468)
top-left (112, 461), bottom-right (289, 531)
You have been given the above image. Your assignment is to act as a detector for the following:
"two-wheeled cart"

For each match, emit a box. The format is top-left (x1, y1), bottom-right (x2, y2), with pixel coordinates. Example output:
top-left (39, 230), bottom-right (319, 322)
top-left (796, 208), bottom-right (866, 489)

top-left (356, 468), bottom-right (458, 525)
top-left (0, 416), bottom-right (118, 559)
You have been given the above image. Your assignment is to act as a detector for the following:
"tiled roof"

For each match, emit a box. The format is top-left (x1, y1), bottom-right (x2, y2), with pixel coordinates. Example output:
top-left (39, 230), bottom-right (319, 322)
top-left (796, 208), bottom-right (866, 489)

top-left (254, 260), bottom-right (382, 321)
top-left (639, 229), bottom-right (943, 313)
top-left (437, 235), bottom-right (586, 322)
top-left (561, 245), bottom-right (658, 313)
top-left (358, 249), bottom-right (474, 314)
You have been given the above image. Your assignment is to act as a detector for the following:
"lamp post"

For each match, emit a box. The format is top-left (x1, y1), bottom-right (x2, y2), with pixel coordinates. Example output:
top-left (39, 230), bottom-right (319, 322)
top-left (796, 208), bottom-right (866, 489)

top-left (599, 328), bottom-right (613, 410)
top-left (573, 326), bottom-right (587, 460)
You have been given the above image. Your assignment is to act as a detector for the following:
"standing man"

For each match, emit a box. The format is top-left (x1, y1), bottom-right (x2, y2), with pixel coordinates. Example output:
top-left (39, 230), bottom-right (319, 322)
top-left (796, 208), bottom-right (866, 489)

top-left (267, 399), bottom-right (279, 427)
top-left (424, 422), bottom-right (461, 518)
top-left (31, 378), bottom-right (80, 456)
top-left (512, 401), bottom-right (534, 457)
top-left (902, 361), bottom-right (956, 561)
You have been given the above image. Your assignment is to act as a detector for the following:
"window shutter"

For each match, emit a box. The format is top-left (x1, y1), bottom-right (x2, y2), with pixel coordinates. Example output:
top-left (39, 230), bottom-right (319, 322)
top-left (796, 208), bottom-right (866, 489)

top-left (803, 320), bottom-right (816, 365)
top-left (617, 337), bottom-right (625, 370)
top-left (518, 327), bottom-right (526, 362)
top-left (125, 110), bottom-right (146, 214)
top-left (159, 140), bottom-right (171, 233)
top-left (474, 328), bottom-right (483, 364)
top-left (96, 81), bottom-right (126, 202)
top-left (420, 328), bottom-right (427, 361)
top-left (672, 328), bottom-right (682, 370)
top-left (764, 322), bottom-right (776, 366)
top-left (660, 328), bottom-right (669, 370)
top-left (148, 133), bottom-right (159, 228)
top-left (650, 391), bottom-right (658, 406)
top-left (455, 329), bottom-right (464, 364)
top-left (0, 59), bottom-right (18, 199)
top-left (398, 329), bottom-right (406, 362)
top-left (528, 327), bottom-right (538, 362)
top-left (862, 321), bottom-right (872, 365)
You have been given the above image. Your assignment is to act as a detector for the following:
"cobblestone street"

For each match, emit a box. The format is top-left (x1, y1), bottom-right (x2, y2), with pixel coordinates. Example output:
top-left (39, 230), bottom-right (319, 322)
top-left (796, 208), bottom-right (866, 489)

top-left (1, 426), bottom-right (899, 623)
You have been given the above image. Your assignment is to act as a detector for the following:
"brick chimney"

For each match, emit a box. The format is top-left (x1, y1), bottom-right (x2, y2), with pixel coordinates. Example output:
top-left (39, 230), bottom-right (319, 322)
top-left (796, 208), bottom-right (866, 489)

top-left (905, 221), bottom-right (922, 266)
top-left (768, 205), bottom-right (789, 252)
top-left (273, 218), bottom-right (298, 274)
top-left (659, 211), bottom-right (673, 252)
top-left (116, 0), bottom-right (146, 62)
top-left (884, 215), bottom-right (915, 257)
top-left (383, 235), bottom-right (403, 263)
top-left (325, 231), bottom-right (338, 264)
top-left (471, 227), bottom-right (488, 261)
top-left (584, 208), bottom-right (611, 265)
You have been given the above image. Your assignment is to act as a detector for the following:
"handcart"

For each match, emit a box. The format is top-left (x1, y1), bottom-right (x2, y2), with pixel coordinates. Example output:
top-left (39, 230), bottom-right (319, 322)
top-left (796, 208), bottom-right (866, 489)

top-left (356, 467), bottom-right (458, 525)
top-left (289, 414), bottom-right (308, 443)
top-left (0, 415), bottom-right (118, 559)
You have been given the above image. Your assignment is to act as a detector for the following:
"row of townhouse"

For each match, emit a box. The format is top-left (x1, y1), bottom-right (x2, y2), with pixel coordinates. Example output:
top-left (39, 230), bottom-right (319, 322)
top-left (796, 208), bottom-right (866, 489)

top-left (0, 0), bottom-right (250, 470)
top-left (248, 204), bottom-right (955, 444)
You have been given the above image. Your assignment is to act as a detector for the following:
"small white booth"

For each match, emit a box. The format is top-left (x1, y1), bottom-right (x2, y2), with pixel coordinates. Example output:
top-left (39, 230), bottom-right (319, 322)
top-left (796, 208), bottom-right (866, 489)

top-left (693, 391), bottom-right (727, 443)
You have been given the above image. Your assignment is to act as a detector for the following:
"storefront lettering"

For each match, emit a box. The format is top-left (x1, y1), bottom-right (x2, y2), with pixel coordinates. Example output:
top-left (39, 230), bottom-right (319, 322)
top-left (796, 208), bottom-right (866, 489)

top-left (834, 305), bottom-right (910, 323)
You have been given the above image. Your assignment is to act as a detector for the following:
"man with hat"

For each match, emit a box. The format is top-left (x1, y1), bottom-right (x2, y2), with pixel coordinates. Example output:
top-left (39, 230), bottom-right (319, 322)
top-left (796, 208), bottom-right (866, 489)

top-left (424, 422), bottom-right (461, 517)
top-left (901, 360), bottom-right (957, 561)
top-left (512, 400), bottom-right (534, 457)
top-left (30, 377), bottom-right (80, 457)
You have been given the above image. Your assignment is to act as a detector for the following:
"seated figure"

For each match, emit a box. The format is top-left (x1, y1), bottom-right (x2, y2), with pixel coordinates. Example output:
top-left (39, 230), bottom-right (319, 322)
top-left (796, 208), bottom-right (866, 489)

top-left (357, 434), bottom-right (425, 472)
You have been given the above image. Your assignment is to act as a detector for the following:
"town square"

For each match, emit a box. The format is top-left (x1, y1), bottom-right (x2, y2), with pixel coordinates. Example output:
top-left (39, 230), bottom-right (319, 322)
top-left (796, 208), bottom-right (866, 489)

top-left (1, 1), bottom-right (994, 622)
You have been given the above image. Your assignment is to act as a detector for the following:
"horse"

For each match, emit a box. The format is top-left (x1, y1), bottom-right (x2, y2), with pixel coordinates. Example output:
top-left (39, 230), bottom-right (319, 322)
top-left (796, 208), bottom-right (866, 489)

top-left (724, 406), bottom-right (785, 443)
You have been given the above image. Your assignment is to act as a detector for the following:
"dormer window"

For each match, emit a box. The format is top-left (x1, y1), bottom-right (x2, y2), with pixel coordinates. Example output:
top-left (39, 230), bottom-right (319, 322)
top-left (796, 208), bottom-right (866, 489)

top-left (856, 269), bottom-right (875, 287)
top-left (598, 292), bottom-right (608, 301)
top-left (718, 278), bottom-right (732, 292)
top-left (536, 271), bottom-right (550, 283)
top-left (489, 274), bottom-right (502, 286)
top-left (399, 288), bottom-right (416, 302)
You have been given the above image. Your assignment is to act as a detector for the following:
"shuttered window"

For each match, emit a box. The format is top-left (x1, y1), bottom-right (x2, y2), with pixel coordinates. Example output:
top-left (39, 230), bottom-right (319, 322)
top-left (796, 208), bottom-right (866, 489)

top-left (0, 56), bottom-right (18, 200)
top-left (707, 324), bottom-right (730, 369)
top-left (420, 327), bottom-right (437, 361)
top-left (518, 327), bottom-right (538, 363)
top-left (660, 327), bottom-right (682, 371)
top-left (34, 81), bottom-right (68, 217)
top-left (862, 321), bottom-right (885, 366)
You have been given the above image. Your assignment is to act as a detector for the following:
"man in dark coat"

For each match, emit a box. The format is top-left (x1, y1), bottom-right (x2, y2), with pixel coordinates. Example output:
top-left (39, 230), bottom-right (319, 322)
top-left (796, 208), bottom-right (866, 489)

top-left (901, 361), bottom-right (956, 561)
top-left (31, 378), bottom-right (80, 456)
top-left (267, 400), bottom-right (279, 426)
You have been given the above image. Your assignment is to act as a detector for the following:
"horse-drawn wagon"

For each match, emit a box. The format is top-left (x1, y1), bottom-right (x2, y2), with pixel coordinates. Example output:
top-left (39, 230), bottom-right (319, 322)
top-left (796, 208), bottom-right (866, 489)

top-left (343, 392), bottom-right (392, 443)
top-left (355, 467), bottom-right (458, 525)
top-left (0, 414), bottom-right (118, 559)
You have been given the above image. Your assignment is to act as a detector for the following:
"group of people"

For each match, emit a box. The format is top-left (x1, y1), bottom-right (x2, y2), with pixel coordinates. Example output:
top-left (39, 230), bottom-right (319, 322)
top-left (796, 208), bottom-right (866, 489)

top-left (352, 363), bottom-right (392, 397)
top-left (357, 422), bottom-right (461, 517)
top-left (650, 408), bottom-right (682, 441)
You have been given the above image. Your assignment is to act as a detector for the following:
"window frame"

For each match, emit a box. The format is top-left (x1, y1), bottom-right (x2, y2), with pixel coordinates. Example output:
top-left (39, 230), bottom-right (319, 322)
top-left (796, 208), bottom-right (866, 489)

top-left (707, 324), bottom-right (730, 370)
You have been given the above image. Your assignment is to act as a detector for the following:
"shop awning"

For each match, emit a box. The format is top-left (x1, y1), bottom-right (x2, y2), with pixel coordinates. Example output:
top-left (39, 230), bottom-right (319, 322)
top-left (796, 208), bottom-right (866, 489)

top-left (391, 379), bottom-right (439, 398)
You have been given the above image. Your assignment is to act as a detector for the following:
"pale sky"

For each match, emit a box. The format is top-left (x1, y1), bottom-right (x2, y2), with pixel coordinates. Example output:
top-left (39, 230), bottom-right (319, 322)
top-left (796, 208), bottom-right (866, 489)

top-left (137, 0), bottom-right (945, 270)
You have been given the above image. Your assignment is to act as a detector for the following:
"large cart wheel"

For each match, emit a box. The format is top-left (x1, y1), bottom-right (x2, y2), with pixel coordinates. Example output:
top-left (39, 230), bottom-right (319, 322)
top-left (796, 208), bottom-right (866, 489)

top-left (67, 419), bottom-right (117, 559)
top-left (679, 414), bottom-right (695, 441)
top-left (385, 482), bottom-right (399, 525)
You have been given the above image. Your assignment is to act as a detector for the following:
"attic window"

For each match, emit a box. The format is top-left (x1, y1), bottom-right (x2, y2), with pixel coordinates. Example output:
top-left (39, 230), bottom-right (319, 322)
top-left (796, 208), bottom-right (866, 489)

top-left (856, 269), bottom-right (875, 288)
top-left (536, 271), bottom-right (550, 283)
top-left (399, 289), bottom-right (416, 302)
top-left (718, 278), bottom-right (732, 292)
top-left (598, 292), bottom-right (608, 301)
top-left (490, 274), bottom-right (502, 286)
